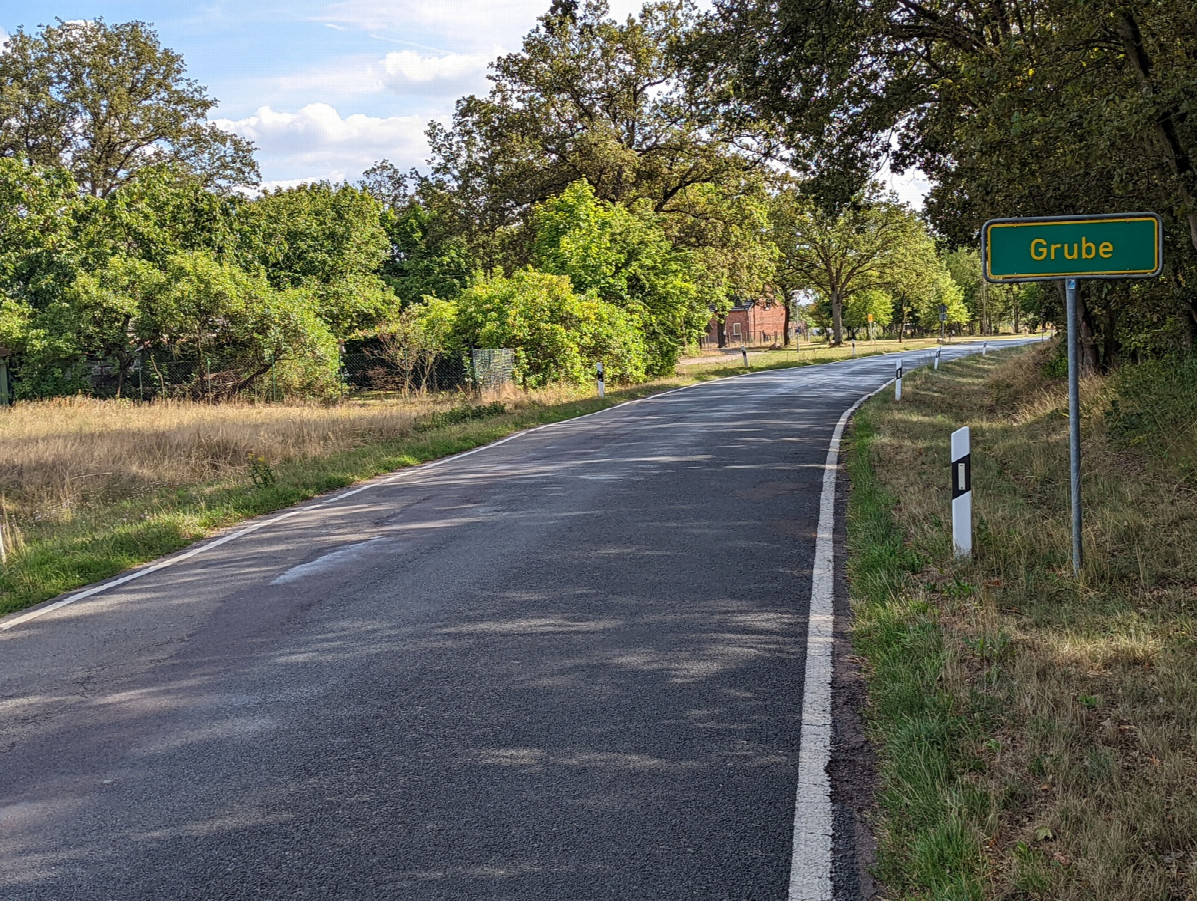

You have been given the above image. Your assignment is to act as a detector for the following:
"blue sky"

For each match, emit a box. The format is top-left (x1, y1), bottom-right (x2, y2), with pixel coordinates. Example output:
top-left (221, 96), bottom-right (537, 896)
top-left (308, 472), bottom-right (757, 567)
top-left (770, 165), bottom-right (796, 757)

top-left (0, 0), bottom-right (650, 187)
top-left (0, 1), bottom-right (928, 203)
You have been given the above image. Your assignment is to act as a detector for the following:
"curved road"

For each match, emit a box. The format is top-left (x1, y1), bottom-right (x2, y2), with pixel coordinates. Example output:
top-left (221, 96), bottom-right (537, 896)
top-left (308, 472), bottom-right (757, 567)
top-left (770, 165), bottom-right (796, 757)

top-left (0, 341), bottom-right (1026, 900)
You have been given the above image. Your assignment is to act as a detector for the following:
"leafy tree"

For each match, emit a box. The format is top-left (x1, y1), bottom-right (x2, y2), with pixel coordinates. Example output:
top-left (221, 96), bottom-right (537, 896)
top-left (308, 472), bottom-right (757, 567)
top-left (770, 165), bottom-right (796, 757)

top-left (140, 251), bottom-right (338, 397)
top-left (914, 267), bottom-right (969, 335)
top-left (665, 178), bottom-right (779, 331)
top-left (420, 0), bottom-right (770, 276)
top-left (0, 19), bottom-right (257, 197)
top-left (54, 255), bottom-right (165, 396)
top-left (0, 159), bottom-right (82, 311)
top-left (530, 179), bottom-right (708, 374)
top-left (360, 159), bottom-right (481, 300)
top-left (696, 0), bottom-right (1197, 364)
top-left (381, 203), bottom-right (474, 304)
top-left (236, 183), bottom-right (399, 336)
top-left (76, 164), bottom-right (247, 273)
top-left (772, 184), bottom-right (938, 344)
top-left (843, 288), bottom-right (893, 338)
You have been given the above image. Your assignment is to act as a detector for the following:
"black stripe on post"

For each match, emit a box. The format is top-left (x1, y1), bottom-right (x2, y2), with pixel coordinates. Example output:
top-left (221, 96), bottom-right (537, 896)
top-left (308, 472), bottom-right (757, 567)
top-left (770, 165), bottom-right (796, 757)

top-left (952, 453), bottom-right (971, 499)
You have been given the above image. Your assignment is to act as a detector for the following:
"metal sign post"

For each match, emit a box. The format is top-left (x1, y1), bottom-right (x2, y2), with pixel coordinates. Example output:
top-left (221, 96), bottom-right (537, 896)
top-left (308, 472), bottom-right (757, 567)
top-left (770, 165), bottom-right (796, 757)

top-left (982, 212), bottom-right (1163, 577)
top-left (1065, 278), bottom-right (1082, 572)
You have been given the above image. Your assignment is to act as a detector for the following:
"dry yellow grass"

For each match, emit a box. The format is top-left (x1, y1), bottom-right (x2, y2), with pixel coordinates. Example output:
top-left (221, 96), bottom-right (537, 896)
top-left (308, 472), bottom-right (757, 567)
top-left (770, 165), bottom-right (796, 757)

top-left (0, 395), bottom-right (433, 520)
top-left (858, 344), bottom-right (1197, 900)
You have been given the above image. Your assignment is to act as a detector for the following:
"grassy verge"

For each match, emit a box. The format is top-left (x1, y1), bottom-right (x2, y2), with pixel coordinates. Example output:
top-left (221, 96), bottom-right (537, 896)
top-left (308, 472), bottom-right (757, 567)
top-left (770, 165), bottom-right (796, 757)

top-left (0, 380), bottom-right (675, 617)
top-left (846, 343), bottom-right (1197, 899)
top-left (681, 335), bottom-right (994, 373)
top-left (0, 334), bottom-right (988, 617)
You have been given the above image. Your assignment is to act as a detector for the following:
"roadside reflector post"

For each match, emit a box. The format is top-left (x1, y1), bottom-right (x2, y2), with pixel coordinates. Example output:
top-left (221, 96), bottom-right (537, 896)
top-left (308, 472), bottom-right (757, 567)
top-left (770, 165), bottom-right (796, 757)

top-left (851, 340), bottom-right (856, 357)
top-left (952, 426), bottom-right (972, 558)
top-left (596, 361), bottom-right (605, 398)
top-left (894, 359), bottom-right (903, 401)
top-left (983, 340), bottom-right (988, 356)
top-left (741, 344), bottom-right (748, 368)
top-left (934, 347), bottom-right (941, 370)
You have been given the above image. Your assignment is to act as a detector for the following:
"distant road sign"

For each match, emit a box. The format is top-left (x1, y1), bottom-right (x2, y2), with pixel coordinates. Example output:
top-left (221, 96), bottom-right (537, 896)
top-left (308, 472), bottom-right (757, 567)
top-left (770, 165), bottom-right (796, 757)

top-left (982, 213), bottom-right (1162, 282)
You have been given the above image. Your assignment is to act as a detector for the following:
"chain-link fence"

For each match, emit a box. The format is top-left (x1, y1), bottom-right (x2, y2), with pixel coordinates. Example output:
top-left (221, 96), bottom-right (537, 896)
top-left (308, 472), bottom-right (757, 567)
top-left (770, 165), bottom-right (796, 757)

top-left (96, 356), bottom-right (277, 402)
top-left (342, 352), bottom-right (469, 394)
top-left (8, 347), bottom-right (511, 402)
top-left (470, 348), bottom-right (515, 391)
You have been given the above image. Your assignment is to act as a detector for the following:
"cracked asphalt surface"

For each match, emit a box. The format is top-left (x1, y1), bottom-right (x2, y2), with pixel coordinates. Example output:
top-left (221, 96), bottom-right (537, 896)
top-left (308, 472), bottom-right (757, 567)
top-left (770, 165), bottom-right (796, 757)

top-left (0, 342), bottom-right (1025, 900)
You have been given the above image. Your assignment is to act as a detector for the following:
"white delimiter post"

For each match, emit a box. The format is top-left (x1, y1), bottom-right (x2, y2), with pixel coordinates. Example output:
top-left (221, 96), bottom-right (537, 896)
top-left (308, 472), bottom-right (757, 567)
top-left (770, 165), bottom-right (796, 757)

top-left (934, 347), bottom-right (941, 370)
top-left (952, 426), bottom-right (972, 558)
top-left (596, 361), bottom-right (605, 398)
top-left (894, 359), bottom-right (903, 401)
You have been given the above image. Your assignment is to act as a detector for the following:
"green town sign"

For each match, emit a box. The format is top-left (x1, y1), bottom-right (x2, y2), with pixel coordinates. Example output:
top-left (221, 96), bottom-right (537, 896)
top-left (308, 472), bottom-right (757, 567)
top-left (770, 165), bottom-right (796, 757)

top-left (982, 213), bottom-right (1162, 282)
top-left (980, 210), bottom-right (1163, 579)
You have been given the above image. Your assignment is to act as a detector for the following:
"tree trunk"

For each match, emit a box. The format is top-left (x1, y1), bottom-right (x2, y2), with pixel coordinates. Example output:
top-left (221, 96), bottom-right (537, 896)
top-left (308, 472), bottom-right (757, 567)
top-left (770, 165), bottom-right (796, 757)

top-left (782, 293), bottom-right (792, 346)
top-left (831, 290), bottom-right (844, 344)
top-left (1117, 12), bottom-right (1197, 257)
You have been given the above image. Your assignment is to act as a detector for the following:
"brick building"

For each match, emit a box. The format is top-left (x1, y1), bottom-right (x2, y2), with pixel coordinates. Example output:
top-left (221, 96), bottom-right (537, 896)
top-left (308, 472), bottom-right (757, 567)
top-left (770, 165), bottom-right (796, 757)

top-left (702, 297), bottom-right (788, 348)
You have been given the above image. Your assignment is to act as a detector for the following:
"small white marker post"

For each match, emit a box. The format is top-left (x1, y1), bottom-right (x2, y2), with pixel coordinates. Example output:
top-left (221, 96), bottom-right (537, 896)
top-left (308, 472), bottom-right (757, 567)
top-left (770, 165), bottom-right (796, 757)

top-left (894, 359), bottom-right (903, 401)
top-left (934, 347), bottom-right (941, 370)
top-left (851, 340), bottom-right (856, 357)
top-left (951, 426), bottom-right (972, 558)
top-left (741, 345), bottom-right (749, 367)
top-left (982, 340), bottom-right (988, 356)
top-left (595, 361), bottom-right (605, 398)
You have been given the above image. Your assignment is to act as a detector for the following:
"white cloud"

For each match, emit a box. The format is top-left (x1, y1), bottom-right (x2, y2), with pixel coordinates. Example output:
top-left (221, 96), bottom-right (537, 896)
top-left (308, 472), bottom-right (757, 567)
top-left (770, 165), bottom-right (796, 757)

top-left (316, 0), bottom-right (655, 49)
top-left (215, 104), bottom-right (438, 183)
top-left (382, 49), bottom-right (493, 86)
top-left (259, 48), bottom-right (495, 112)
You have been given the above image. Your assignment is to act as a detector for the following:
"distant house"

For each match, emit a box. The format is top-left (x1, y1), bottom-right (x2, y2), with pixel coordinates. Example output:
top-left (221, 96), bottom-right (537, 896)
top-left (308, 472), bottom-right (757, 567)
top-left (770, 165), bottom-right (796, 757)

top-left (702, 297), bottom-right (788, 348)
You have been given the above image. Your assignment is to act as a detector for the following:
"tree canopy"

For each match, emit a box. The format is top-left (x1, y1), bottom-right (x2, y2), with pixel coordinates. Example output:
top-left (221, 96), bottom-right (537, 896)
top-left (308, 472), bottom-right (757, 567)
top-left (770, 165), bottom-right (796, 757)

top-left (0, 19), bottom-right (258, 197)
top-left (771, 183), bottom-right (941, 343)
top-left (695, 0), bottom-right (1197, 365)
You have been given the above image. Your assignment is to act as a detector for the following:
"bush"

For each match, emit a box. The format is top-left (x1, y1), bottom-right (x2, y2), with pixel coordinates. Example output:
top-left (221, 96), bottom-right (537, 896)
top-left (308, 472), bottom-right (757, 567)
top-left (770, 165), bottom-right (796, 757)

top-left (452, 269), bottom-right (649, 388)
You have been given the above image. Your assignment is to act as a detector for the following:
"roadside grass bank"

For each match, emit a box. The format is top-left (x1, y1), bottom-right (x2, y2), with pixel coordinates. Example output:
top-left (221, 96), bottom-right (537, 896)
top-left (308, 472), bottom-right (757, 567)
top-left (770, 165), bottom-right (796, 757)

top-left (845, 343), bottom-right (1197, 899)
top-left (684, 334), bottom-right (994, 372)
top-left (0, 334), bottom-right (995, 618)
top-left (0, 380), bottom-right (670, 617)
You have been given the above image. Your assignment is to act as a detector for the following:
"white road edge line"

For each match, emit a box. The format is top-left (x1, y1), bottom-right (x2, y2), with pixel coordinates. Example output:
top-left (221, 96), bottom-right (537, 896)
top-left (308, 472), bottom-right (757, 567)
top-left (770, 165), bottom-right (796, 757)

top-left (0, 385), bottom-right (700, 634)
top-left (788, 381), bottom-right (890, 901)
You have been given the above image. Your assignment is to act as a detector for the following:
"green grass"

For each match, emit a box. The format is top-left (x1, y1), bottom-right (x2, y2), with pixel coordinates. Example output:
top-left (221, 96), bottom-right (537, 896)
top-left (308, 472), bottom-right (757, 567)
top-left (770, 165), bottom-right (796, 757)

top-left (846, 343), bottom-right (1197, 900)
top-left (0, 385), bottom-right (668, 617)
top-left (846, 404), bottom-right (990, 901)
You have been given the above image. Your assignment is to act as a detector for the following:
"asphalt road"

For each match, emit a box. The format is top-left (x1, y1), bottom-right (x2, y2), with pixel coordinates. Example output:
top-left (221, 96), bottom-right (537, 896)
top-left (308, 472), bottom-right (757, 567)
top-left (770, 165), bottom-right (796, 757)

top-left (0, 341), bottom-right (1027, 900)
